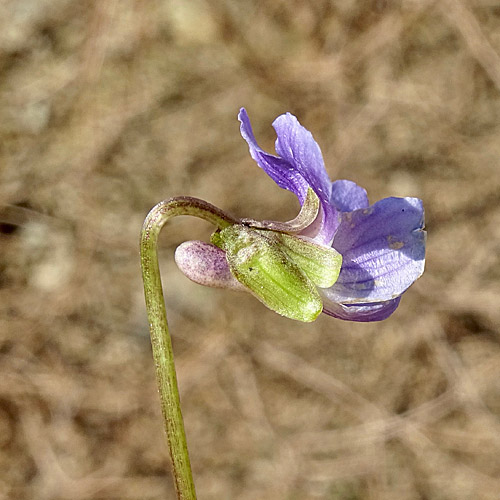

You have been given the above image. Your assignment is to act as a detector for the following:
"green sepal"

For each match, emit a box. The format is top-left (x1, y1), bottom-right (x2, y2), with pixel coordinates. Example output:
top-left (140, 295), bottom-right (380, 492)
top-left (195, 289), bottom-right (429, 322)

top-left (210, 230), bottom-right (223, 249)
top-left (276, 233), bottom-right (342, 288)
top-left (212, 225), bottom-right (323, 322)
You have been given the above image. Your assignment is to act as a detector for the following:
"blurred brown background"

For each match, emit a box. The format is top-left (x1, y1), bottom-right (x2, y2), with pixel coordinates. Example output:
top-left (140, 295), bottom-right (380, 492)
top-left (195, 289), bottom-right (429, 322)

top-left (1, 1), bottom-right (500, 499)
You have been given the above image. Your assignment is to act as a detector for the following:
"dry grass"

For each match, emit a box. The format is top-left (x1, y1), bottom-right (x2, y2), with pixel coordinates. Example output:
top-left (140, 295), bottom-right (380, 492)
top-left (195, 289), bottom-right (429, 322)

top-left (1, 1), bottom-right (500, 499)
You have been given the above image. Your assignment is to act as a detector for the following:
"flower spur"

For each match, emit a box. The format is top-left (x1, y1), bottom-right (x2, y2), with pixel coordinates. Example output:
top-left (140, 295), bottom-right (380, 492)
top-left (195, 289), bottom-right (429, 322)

top-left (175, 108), bottom-right (426, 322)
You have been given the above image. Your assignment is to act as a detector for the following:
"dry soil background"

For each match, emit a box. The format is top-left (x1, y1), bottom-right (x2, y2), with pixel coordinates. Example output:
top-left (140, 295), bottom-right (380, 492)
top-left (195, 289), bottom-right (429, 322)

top-left (1, 1), bottom-right (500, 499)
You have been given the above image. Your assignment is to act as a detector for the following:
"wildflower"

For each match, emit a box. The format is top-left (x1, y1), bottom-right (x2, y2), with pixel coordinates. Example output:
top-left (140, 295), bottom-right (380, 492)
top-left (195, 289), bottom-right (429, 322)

top-left (175, 108), bottom-right (425, 322)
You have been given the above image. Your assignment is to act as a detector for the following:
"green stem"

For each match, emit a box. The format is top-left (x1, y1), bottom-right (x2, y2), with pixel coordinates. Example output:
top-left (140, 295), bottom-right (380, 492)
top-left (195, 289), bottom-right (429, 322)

top-left (140, 196), bottom-right (236, 500)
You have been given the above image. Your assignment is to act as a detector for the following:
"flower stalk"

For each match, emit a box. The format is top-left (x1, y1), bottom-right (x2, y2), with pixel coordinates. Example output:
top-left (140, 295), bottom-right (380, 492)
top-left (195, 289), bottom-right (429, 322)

top-left (140, 197), bottom-right (236, 500)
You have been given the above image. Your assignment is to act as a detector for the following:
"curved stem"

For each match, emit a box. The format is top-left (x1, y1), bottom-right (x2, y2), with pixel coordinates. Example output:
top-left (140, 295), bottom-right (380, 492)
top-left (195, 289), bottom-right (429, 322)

top-left (140, 196), bottom-right (236, 500)
top-left (241, 188), bottom-right (319, 233)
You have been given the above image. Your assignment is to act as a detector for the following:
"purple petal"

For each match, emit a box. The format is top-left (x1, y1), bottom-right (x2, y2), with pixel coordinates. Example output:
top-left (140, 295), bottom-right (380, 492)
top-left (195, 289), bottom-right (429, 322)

top-left (239, 108), bottom-right (309, 201)
top-left (238, 108), bottom-right (338, 244)
top-left (330, 180), bottom-right (369, 212)
top-left (323, 197), bottom-right (425, 303)
top-left (322, 297), bottom-right (401, 322)
top-left (175, 241), bottom-right (245, 291)
top-left (272, 113), bottom-right (332, 203)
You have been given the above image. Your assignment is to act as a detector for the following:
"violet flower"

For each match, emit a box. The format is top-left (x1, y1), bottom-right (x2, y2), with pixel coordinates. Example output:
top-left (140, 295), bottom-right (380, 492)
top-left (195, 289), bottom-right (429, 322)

top-left (175, 108), bottom-right (425, 322)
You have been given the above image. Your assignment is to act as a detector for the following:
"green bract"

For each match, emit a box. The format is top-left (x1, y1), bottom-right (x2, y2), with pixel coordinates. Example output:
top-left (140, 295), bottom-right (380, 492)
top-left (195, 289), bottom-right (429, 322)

top-left (211, 224), bottom-right (342, 322)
